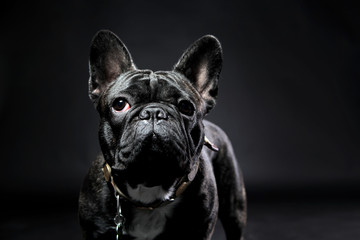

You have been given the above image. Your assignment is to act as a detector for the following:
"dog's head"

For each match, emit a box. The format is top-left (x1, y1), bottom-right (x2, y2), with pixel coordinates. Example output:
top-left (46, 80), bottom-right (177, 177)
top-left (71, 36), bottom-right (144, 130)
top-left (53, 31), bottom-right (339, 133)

top-left (88, 30), bottom-right (222, 200)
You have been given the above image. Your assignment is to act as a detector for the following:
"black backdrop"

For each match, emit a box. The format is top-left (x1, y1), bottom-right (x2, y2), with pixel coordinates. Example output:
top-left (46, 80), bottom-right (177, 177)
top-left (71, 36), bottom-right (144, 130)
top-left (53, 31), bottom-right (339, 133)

top-left (1, 1), bottom-right (359, 239)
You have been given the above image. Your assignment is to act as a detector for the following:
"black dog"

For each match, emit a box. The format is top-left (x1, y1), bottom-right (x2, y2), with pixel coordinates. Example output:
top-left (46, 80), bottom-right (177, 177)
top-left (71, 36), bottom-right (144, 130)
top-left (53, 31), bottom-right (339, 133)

top-left (79, 30), bottom-right (246, 240)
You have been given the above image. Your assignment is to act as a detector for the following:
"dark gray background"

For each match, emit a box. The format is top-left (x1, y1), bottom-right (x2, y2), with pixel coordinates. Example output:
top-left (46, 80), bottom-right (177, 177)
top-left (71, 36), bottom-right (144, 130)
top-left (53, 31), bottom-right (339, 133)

top-left (1, 0), bottom-right (359, 239)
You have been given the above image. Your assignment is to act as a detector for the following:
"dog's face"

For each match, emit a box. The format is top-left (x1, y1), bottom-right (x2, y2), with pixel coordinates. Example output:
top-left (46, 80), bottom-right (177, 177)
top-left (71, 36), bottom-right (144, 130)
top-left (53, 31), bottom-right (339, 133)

top-left (88, 30), bottom-right (222, 196)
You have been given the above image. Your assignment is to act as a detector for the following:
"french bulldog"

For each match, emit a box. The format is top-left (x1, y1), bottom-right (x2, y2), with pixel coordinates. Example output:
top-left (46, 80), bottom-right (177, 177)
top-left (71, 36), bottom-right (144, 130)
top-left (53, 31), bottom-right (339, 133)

top-left (79, 30), bottom-right (246, 240)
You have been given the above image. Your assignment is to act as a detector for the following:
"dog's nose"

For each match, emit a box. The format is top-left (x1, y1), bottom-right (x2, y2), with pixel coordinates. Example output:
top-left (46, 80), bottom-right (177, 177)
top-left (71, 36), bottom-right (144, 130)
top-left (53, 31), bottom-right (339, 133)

top-left (139, 107), bottom-right (168, 121)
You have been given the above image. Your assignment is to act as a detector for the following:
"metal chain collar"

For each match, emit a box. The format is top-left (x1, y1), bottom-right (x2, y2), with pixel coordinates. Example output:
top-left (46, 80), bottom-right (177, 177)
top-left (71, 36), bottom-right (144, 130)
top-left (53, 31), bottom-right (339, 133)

top-left (114, 193), bottom-right (125, 240)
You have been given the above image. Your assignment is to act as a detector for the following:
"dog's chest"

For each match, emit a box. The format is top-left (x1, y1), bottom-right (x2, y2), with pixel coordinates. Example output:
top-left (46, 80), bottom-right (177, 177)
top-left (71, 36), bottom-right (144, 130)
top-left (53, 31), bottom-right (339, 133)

top-left (126, 204), bottom-right (175, 240)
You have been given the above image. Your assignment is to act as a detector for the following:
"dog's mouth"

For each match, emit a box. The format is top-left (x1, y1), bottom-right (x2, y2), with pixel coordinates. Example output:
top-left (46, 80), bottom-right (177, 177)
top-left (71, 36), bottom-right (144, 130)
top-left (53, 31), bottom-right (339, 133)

top-left (110, 145), bottom-right (191, 207)
top-left (108, 167), bottom-right (184, 208)
top-left (112, 151), bottom-right (186, 189)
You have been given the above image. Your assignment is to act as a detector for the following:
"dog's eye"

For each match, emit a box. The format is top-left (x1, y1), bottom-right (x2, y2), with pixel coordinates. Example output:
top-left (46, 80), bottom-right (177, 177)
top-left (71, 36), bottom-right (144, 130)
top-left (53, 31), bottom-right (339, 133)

top-left (178, 100), bottom-right (195, 116)
top-left (112, 98), bottom-right (130, 112)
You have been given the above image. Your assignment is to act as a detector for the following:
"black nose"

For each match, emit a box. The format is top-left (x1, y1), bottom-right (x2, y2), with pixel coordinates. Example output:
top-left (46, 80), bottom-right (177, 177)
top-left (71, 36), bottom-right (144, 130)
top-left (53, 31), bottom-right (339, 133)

top-left (139, 107), bottom-right (168, 121)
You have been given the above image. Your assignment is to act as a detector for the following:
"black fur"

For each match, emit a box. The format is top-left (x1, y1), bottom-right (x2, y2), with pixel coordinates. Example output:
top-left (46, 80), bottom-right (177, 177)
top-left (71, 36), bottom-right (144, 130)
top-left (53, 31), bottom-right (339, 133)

top-left (79, 30), bottom-right (246, 240)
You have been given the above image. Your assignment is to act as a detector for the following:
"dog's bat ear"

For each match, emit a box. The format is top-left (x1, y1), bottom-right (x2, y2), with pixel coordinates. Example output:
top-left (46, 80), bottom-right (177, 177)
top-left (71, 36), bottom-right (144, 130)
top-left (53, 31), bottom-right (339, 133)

top-left (89, 30), bottom-right (136, 105)
top-left (174, 35), bottom-right (222, 113)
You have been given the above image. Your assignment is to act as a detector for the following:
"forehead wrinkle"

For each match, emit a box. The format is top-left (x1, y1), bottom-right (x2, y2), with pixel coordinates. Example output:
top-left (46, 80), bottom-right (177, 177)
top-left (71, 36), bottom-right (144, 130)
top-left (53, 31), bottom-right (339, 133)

top-left (156, 72), bottom-right (184, 91)
top-left (149, 72), bottom-right (158, 100)
top-left (155, 72), bottom-right (202, 106)
top-left (111, 70), bottom-right (149, 91)
top-left (162, 72), bottom-right (202, 102)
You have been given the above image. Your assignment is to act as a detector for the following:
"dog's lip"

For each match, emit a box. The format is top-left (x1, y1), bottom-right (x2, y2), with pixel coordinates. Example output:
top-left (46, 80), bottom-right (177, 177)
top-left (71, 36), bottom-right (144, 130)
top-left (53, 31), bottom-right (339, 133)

top-left (111, 167), bottom-right (180, 190)
top-left (125, 182), bottom-right (177, 205)
top-left (111, 162), bottom-right (127, 171)
top-left (124, 175), bottom-right (180, 190)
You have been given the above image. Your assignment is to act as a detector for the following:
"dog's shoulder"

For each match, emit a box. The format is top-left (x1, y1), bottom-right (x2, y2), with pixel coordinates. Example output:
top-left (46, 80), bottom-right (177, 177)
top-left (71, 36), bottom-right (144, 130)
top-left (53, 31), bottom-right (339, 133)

top-left (203, 119), bottom-right (238, 171)
top-left (203, 119), bottom-right (232, 149)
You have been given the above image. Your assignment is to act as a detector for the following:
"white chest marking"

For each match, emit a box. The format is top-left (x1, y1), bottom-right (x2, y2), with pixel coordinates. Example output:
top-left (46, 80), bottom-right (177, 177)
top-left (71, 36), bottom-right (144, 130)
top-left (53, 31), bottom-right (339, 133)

top-left (126, 184), bottom-right (175, 204)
